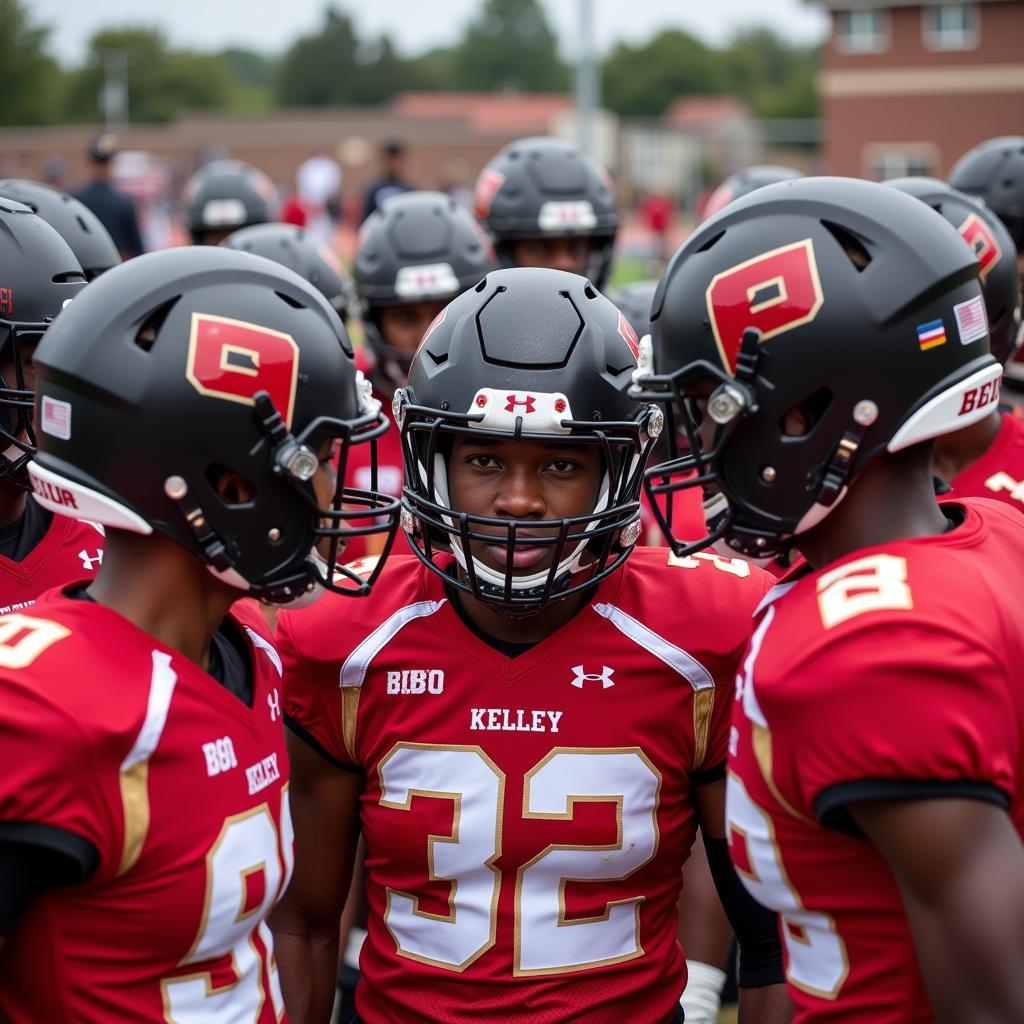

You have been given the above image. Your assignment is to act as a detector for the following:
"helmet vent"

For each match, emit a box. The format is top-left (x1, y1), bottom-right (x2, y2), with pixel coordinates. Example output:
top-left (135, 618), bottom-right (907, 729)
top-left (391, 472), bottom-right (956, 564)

top-left (427, 349), bottom-right (448, 367)
top-left (822, 221), bottom-right (872, 272)
top-left (76, 215), bottom-right (90, 233)
top-left (52, 270), bottom-right (85, 284)
top-left (584, 284), bottom-right (597, 299)
top-left (276, 290), bottom-right (305, 310)
top-left (134, 296), bottom-right (178, 352)
top-left (695, 230), bottom-right (725, 253)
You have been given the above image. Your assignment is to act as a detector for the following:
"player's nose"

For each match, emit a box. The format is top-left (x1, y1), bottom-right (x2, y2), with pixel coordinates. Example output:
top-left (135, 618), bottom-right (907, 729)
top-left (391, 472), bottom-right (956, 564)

top-left (493, 465), bottom-right (546, 519)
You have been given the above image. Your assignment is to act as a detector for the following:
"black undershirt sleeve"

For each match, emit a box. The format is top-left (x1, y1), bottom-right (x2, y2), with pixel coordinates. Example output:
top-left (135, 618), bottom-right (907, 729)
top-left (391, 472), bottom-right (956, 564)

top-left (0, 823), bottom-right (99, 934)
top-left (703, 835), bottom-right (785, 989)
top-left (689, 759), bottom-right (726, 787)
top-left (814, 778), bottom-right (1009, 837)
top-left (284, 714), bottom-right (365, 776)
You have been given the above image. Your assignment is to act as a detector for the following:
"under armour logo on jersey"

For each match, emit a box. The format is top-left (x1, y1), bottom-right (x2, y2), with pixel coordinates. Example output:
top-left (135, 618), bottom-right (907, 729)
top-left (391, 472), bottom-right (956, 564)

top-left (78, 549), bottom-right (103, 571)
top-left (570, 665), bottom-right (615, 689)
top-left (267, 688), bottom-right (281, 721)
top-left (505, 394), bottom-right (536, 414)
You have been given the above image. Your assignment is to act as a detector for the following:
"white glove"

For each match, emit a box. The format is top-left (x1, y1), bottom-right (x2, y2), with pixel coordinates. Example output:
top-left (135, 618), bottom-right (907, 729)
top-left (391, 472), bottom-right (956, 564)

top-left (679, 959), bottom-right (727, 1024)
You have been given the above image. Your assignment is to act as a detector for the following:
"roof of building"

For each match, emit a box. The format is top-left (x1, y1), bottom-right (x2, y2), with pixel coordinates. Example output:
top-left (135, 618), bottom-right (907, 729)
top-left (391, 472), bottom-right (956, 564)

top-left (390, 92), bottom-right (575, 135)
top-left (664, 95), bottom-right (753, 131)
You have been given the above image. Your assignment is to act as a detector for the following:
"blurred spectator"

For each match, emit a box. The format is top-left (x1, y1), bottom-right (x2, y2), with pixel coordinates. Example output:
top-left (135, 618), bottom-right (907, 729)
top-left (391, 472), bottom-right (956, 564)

top-left (73, 133), bottom-right (144, 260)
top-left (361, 140), bottom-right (413, 223)
top-left (637, 190), bottom-right (676, 264)
top-left (43, 156), bottom-right (67, 191)
top-left (281, 155), bottom-right (342, 244)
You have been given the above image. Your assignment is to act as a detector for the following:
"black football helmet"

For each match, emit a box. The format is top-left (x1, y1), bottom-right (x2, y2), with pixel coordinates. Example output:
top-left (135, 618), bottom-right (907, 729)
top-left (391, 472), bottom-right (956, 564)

top-left (395, 267), bottom-right (663, 614)
top-left (0, 198), bottom-right (86, 489)
top-left (223, 223), bottom-right (354, 323)
top-left (607, 280), bottom-right (658, 340)
top-left (183, 160), bottom-right (278, 244)
top-left (355, 190), bottom-right (496, 388)
top-left (474, 137), bottom-right (619, 288)
top-left (701, 164), bottom-right (803, 222)
top-left (886, 177), bottom-right (1021, 366)
top-left (949, 137), bottom-right (1024, 252)
top-left (29, 246), bottom-right (399, 603)
top-left (631, 177), bottom-right (997, 558)
top-left (0, 179), bottom-right (120, 280)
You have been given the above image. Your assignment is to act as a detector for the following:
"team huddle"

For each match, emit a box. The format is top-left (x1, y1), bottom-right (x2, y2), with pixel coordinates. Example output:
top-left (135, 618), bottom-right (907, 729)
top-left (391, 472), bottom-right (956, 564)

top-left (0, 132), bottom-right (1022, 1024)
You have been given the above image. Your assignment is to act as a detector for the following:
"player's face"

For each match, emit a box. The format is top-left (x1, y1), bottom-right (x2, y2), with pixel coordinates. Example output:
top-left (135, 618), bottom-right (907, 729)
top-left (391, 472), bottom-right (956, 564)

top-left (312, 437), bottom-right (340, 559)
top-left (0, 334), bottom-right (38, 440)
top-left (447, 435), bottom-right (603, 575)
top-left (379, 300), bottom-right (447, 356)
top-left (510, 236), bottom-right (592, 276)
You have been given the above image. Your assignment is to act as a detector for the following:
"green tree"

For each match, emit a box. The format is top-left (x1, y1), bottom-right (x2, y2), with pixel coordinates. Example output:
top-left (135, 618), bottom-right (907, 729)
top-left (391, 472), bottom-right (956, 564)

top-left (278, 8), bottom-right (437, 106)
top-left (277, 7), bottom-right (360, 105)
top-left (62, 28), bottom-right (232, 123)
top-left (0, 0), bottom-right (64, 125)
top-left (601, 30), bottom-right (722, 117)
top-left (451, 0), bottom-right (567, 93)
top-left (723, 29), bottom-right (818, 118)
top-left (219, 48), bottom-right (277, 110)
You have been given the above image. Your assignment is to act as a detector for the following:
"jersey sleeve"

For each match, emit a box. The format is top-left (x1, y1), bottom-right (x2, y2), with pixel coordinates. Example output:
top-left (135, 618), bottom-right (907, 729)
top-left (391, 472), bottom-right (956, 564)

top-left (773, 618), bottom-right (1017, 826)
top-left (0, 679), bottom-right (116, 875)
top-left (276, 610), bottom-right (359, 771)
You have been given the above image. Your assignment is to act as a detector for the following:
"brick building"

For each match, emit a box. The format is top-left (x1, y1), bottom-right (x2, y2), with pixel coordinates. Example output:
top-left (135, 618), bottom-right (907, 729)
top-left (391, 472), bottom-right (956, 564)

top-left (812, 0), bottom-right (1024, 178)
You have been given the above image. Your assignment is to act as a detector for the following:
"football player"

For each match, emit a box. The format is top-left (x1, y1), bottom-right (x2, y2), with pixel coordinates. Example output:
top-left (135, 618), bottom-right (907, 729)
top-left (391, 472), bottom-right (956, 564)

top-left (0, 199), bottom-right (104, 615)
top-left (886, 177), bottom-right (1024, 511)
top-left (474, 137), bottom-right (619, 287)
top-left (273, 267), bottom-right (787, 1024)
top-left (223, 221), bottom-right (355, 323)
top-left (0, 245), bottom-right (399, 1022)
top-left (950, 137), bottom-right (1024, 384)
top-left (700, 165), bottom-right (802, 223)
top-left (634, 175), bottom-right (1024, 1021)
top-left (183, 158), bottom-right (279, 245)
top-left (344, 189), bottom-right (496, 561)
top-left (611, 278), bottom-right (735, 1024)
top-left (0, 178), bottom-right (121, 280)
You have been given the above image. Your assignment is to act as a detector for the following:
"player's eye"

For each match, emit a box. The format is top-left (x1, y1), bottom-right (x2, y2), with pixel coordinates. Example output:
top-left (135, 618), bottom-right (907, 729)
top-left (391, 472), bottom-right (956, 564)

top-left (466, 453), bottom-right (499, 469)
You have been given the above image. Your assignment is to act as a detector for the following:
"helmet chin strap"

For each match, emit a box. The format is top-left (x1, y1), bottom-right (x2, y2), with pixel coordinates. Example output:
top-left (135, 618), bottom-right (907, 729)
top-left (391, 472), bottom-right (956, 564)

top-left (425, 451), bottom-right (611, 593)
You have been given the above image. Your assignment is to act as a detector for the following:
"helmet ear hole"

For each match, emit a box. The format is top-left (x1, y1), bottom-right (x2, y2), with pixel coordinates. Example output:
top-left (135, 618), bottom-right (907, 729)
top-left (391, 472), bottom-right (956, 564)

top-left (206, 464), bottom-right (256, 507)
top-left (779, 387), bottom-right (833, 439)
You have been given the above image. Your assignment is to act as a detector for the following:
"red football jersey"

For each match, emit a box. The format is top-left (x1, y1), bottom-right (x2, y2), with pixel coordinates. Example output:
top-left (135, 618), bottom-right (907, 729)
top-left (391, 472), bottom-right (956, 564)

top-left (340, 365), bottom-right (403, 563)
top-left (948, 408), bottom-right (1024, 514)
top-left (0, 592), bottom-right (293, 1023)
top-left (280, 547), bottom-right (773, 1024)
top-left (0, 510), bottom-right (104, 615)
top-left (726, 499), bottom-right (1024, 1023)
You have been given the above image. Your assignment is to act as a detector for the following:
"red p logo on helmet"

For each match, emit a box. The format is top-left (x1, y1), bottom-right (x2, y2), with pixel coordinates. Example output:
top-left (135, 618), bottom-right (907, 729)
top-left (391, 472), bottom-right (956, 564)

top-left (186, 313), bottom-right (299, 427)
top-left (706, 238), bottom-right (824, 374)
top-left (958, 213), bottom-right (1002, 282)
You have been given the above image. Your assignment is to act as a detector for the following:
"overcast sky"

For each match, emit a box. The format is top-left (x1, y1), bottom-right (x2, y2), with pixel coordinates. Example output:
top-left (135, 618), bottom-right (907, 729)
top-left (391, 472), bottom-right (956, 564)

top-left (27, 0), bottom-right (830, 64)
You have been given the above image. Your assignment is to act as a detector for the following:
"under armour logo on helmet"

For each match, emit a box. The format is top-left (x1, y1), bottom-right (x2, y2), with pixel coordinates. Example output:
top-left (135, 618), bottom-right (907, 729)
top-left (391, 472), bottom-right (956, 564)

top-left (570, 665), bottom-right (615, 689)
top-left (505, 394), bottom-right (536, 414)
top-left (267, 688), bottom-right (281, 721)
top-left (78, 549), bottom-right (103, 572)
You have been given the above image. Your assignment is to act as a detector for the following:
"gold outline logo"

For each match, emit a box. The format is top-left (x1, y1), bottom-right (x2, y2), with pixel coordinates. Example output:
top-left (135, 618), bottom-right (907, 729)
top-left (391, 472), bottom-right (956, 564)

top-left (705, 238), bottom-right (824, 374)
top-left (185, 312), bottom-right (300, 428)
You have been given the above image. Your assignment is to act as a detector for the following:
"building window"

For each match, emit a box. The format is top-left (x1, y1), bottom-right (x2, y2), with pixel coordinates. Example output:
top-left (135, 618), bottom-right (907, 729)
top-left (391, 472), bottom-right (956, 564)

top-left (923, 4), bottom-right (979, 51)
top-left (836, 9), bottom-right (890, 53)
top-left (866, 148), bottom-right (937, 181)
